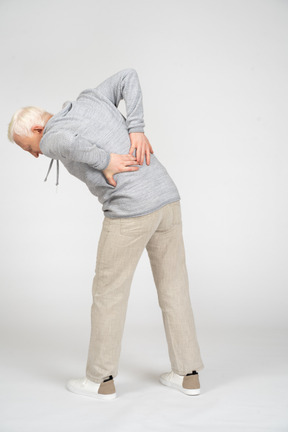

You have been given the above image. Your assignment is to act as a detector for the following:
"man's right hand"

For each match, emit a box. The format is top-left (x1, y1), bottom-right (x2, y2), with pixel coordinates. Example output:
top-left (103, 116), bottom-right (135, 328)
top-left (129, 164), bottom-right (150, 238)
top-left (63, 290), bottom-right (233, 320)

top-left (102, 153), bottom-right (140, 187)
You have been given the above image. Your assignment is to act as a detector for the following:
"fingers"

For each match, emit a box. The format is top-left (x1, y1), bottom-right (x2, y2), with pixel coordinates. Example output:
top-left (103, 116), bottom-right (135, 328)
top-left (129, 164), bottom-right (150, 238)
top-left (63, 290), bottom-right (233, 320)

top-left (135, 148), bottom-right (142, 165)
top-left (123, 158), bottom-right (139, 166)
top-left (141, 146), bottom-right (145, 165)
top-left (145, 137), bottom-right (154, 154)
top-left (146, 147), bottom-right (150, 165)
top-left (124, 166), bottom-right (139, 172)
top-left (123, 154), bottom-right (137, 161)
top-left (134, 145), bottom-right (148, 165)
top-left (129, 146), bottom-right (135, 156)
top-left (107, 176), bottom-right (117, 187)
top-left (120, 148), bottom-right (154, 169)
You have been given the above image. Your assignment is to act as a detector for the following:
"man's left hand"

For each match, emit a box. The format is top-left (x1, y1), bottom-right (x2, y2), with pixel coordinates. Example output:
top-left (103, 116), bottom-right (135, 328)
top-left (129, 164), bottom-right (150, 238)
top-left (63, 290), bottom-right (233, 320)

top-left (129, 132), bottom-right (154, 165)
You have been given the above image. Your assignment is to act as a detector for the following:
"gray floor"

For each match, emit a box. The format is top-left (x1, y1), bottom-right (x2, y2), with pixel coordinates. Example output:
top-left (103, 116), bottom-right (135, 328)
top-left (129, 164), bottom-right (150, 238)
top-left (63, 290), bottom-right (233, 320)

top-left (1, 325), bottom-right (287, 432)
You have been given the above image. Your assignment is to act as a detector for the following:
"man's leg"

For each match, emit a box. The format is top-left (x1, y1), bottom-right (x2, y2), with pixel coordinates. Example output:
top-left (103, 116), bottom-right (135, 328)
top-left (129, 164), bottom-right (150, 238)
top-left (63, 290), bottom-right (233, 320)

top-left (86, 212), bottom-right (160, 383)
top-left (146, 201), bottom-right (204, 375)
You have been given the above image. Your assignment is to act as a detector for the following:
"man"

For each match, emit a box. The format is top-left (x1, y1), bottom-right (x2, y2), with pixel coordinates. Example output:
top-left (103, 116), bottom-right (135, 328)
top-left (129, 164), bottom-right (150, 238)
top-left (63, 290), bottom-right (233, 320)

top-left (8, 68), bottom-right (204, 400)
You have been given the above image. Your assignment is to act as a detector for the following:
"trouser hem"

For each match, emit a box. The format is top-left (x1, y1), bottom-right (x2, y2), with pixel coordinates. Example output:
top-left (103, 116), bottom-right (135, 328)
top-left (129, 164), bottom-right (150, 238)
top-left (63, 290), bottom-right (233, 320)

top-left (172, 362), bottom-right (205, 376)
top-left (86, 372), bottom-right (116, 384)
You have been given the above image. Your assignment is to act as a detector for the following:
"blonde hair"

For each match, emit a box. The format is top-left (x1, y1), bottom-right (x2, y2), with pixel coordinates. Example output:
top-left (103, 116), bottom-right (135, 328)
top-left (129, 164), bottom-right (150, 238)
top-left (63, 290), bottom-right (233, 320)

top-left (8, 106), bottom-right (52, 142)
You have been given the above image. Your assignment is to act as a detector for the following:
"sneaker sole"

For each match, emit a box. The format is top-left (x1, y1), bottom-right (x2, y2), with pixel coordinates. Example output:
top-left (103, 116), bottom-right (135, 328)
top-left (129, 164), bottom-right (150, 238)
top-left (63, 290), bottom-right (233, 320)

top-left (159, 376), bottom-right (200, 396)
top-left (66, 382), bottom-right (117, 400)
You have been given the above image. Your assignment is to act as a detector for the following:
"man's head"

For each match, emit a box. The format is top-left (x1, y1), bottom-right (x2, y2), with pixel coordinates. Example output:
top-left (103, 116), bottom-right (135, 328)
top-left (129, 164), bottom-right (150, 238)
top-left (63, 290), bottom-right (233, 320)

top-left (8, 106), bottom-right (53, 158)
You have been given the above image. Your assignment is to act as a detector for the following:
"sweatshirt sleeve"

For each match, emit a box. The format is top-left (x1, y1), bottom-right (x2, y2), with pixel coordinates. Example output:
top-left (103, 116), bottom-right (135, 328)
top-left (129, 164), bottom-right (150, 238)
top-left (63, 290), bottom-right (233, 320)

top-left (40, 131), bottom-right (110, 171)
top-left (94, 68), bottom-right (145, 133)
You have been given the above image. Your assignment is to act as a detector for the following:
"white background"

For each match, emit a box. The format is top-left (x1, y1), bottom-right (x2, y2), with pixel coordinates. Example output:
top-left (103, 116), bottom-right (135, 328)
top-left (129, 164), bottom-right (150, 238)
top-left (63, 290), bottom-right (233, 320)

top-left (0, 0), bottom-right (287, 431)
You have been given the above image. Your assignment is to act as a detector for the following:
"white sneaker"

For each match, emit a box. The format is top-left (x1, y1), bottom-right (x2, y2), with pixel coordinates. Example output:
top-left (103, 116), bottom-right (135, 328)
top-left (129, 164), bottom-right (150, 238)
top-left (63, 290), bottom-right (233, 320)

top-left (159, 371), bottom-right (200, 395)
top-left (66, 376), bottom-right (117, 400)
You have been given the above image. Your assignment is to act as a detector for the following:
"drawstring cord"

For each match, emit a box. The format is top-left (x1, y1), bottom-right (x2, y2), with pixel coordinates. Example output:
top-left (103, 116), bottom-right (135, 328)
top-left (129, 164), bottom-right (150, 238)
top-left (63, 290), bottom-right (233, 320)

top-left (44, 159), bottom-right (59, 186)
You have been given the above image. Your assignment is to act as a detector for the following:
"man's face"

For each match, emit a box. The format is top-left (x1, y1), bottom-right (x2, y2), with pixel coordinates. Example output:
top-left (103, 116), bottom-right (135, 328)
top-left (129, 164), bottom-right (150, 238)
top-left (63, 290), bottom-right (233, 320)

top-left (13, 127), bottom-right (44, 158)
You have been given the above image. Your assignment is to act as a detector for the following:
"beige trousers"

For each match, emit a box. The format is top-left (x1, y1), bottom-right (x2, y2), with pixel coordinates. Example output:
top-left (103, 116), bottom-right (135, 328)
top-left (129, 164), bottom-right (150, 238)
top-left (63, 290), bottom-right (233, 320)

top-left (86, 200), bottom-right (204, 383)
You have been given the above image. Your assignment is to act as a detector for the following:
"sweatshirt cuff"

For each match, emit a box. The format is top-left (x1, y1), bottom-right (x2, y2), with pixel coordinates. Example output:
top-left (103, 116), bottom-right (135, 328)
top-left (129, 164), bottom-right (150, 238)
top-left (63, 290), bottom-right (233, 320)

top-left (91, 150), bottom-right (110, 171)
top-left (128, 127), bottom-right (145, 133)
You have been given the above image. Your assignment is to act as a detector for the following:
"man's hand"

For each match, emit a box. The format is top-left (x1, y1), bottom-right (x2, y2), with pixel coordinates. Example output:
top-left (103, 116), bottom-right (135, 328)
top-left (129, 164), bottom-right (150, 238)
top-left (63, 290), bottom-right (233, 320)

top-left (129, 132), bottom-right (154, 165)
top-left (102, 153), bottom-right (140, 187)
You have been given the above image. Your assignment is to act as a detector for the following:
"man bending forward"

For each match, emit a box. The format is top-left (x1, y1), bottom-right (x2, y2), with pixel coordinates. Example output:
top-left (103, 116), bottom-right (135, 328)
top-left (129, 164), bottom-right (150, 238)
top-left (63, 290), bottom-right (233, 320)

top-left (8, 68), bottom-right (204, 399)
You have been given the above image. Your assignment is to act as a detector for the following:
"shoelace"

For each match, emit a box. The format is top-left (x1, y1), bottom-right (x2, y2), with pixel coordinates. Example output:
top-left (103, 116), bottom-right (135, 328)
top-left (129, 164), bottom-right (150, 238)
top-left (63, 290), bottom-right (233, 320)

top-left (44, 158), bottom-right (59, 186)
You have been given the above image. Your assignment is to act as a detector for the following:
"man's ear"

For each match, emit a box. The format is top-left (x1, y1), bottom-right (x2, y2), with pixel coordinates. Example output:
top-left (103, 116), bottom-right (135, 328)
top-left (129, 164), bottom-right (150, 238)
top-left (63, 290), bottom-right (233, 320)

top-left (31, 125), bottom-right (44, 134)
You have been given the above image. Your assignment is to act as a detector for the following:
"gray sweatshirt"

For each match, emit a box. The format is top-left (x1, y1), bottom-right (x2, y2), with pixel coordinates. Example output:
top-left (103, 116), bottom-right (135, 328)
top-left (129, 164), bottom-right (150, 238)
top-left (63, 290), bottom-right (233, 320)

top-left (40, 68), bottom-right (180, 218)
